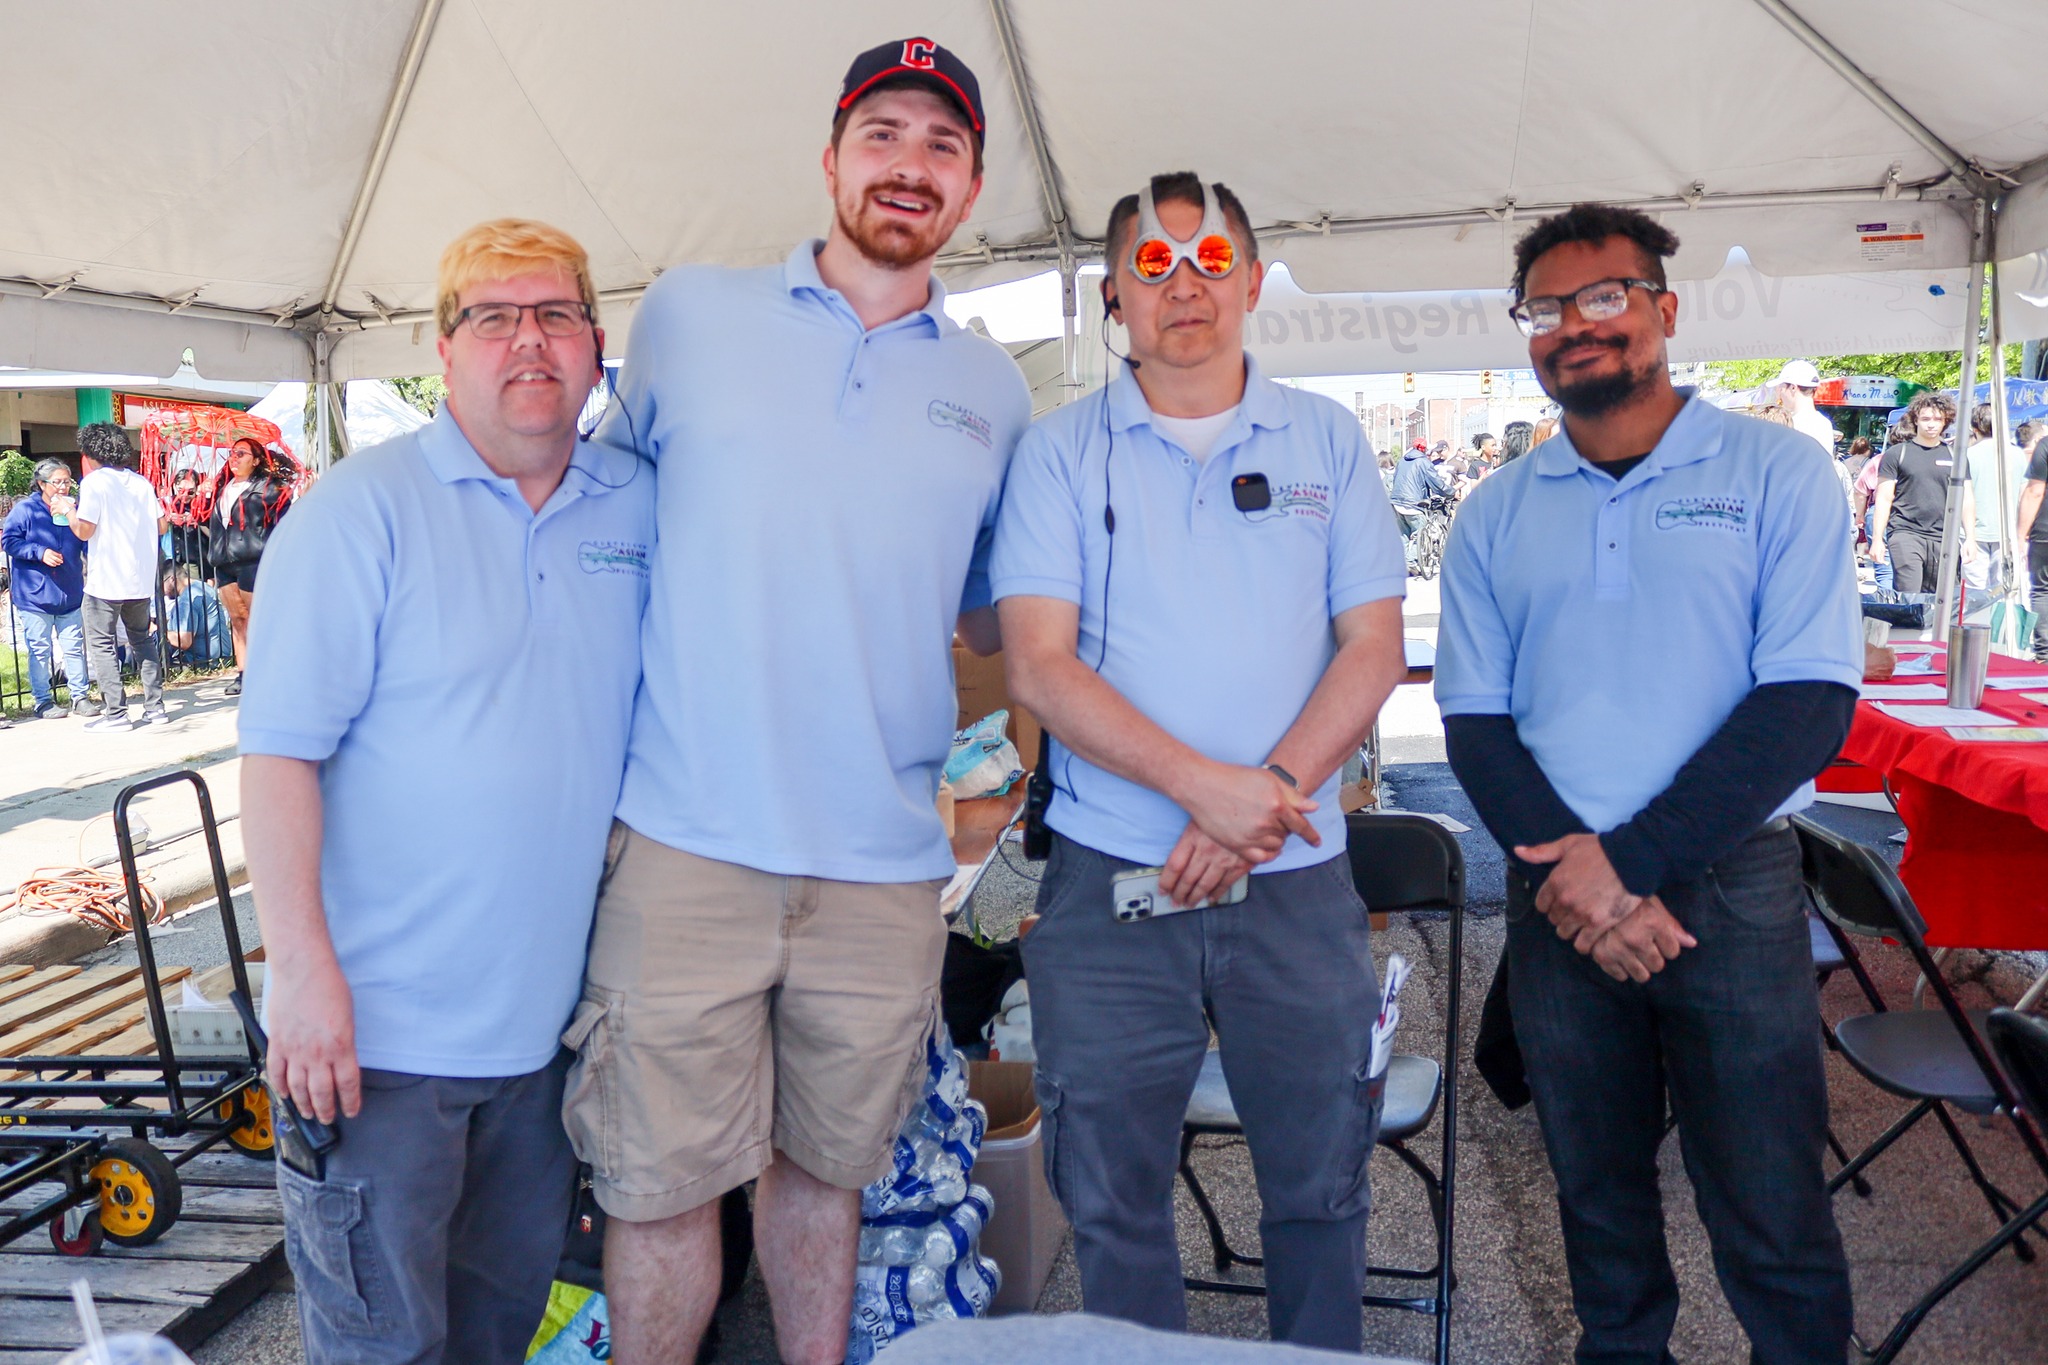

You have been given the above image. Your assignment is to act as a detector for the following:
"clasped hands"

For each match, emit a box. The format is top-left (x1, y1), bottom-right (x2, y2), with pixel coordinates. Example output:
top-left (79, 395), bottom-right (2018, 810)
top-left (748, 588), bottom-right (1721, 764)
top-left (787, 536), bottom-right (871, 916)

top-left (1158, 760), bottom-right (1320, 909)
top-left (1513, 832), bottom-right (1697, 982)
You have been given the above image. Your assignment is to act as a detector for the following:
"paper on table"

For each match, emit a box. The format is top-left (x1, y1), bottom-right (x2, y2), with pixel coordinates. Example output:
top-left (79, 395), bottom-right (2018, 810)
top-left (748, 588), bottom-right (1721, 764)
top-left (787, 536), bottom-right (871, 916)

top-left (1983, 675), bottom-right (2048, 689)
top-left (1859, 683), bottom-right (1949, 700)
top-left (1948, 727), bottom-right (2048, 741)
top-left (1872, 703), bottom-right (2015, 727)
top-left (1893, 654), bottom-right (1938, 675)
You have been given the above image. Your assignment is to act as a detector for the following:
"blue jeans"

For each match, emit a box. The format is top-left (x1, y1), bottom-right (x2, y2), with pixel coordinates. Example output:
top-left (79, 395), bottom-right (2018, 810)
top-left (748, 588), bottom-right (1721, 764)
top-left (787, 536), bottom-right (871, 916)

top-left (20, 607), bottom-right (87, 708)
top-left (1506, 824), bottom-right (1851, 1364)
top-left (1023, 834), bottom-right (1381, 1351)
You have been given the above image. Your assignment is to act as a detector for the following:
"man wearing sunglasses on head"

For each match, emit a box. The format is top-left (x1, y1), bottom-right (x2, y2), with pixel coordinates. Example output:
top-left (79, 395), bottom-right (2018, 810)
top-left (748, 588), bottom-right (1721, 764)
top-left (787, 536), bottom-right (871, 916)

top-left (993, 173), bottom-right (1409, 1349)
top-left (1434, 203), bottom-right (1858, 1363)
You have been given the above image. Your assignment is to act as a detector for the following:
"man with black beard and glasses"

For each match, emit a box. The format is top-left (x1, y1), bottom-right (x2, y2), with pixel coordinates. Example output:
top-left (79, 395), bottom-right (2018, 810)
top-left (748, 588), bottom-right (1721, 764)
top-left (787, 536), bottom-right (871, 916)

top-left (1434, 204), bottom-right (1860, 1364)
top-left (566, 38), bottom-right (1031, 1365)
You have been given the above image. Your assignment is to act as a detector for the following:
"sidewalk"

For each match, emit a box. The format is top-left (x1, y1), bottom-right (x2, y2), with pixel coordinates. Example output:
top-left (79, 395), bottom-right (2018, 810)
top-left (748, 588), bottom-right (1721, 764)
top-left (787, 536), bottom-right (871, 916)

top-left (0, 675), bottom-right (246, 965)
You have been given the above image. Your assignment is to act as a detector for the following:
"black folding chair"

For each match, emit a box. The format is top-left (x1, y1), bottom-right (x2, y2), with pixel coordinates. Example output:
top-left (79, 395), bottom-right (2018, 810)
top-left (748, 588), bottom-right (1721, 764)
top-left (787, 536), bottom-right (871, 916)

top-left (1791, 814), bottom-right (2048, 1363)
top-left (1178, 812), bottom-right (1464, 1362)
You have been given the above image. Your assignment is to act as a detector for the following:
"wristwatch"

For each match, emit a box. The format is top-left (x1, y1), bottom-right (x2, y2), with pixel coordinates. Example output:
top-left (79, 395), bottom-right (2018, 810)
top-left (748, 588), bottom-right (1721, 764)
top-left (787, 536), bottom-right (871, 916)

top-left (1264, 763), bottom-right (1299, 790)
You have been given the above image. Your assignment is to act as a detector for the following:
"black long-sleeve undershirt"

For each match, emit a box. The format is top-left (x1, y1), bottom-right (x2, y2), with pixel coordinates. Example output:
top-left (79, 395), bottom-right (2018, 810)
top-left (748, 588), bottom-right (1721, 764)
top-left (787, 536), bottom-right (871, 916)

top-left (1445, 680), bottom-right (1858, 895)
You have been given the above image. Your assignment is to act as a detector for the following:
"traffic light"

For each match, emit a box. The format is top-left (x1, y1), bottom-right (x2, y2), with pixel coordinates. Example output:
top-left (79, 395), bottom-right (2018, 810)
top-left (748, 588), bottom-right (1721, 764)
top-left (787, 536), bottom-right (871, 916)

top-left (1403, 372), bottom-right (1416, 394)
top-left (1479, 369), bottom-right (1494, 395)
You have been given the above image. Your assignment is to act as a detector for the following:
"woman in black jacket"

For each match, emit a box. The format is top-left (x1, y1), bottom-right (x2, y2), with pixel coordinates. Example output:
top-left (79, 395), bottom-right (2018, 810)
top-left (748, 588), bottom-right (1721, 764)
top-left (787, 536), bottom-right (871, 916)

top-left (207, 438), bottom-right (293, 696)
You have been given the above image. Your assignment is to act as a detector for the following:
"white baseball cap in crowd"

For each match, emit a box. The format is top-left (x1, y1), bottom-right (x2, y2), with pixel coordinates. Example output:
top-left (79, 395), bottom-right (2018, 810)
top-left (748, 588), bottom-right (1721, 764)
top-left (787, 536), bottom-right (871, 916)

top-left (1773, 359), bottom-right (1821, 388)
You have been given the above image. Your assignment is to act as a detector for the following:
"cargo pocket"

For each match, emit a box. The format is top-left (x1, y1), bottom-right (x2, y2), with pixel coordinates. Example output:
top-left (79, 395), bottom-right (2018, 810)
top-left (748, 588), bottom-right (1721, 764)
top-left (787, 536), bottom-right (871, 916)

top-left (1329, 1057), bottom-right (1384, 1218)
top-left (277, 1165), bottom-right (377, 1335)
top-left (560, 993), bottom-right (618, 1181)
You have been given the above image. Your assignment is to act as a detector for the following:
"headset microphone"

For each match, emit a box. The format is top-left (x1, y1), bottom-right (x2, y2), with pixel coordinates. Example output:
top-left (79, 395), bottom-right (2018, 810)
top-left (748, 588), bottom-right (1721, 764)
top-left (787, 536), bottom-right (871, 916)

top-left (1101, 293), bottom-right (1140, 370)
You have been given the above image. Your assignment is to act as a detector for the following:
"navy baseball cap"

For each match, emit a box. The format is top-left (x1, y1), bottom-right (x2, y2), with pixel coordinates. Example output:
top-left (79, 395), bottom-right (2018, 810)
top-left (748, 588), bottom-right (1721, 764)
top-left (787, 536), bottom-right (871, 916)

top-left (837, 37), bottom-right (985, 145)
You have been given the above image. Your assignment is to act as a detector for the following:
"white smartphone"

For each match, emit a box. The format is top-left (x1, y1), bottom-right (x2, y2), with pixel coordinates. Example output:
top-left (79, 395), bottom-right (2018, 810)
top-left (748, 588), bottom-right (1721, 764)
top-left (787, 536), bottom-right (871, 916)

top-left (1111, 865), bottom-right (1250, 922)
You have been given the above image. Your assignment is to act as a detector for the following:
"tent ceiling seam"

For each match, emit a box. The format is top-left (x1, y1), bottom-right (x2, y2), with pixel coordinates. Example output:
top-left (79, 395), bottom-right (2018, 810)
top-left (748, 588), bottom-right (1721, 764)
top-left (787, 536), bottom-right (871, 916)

top-left (320, 0), bottom-right (447, 311)
top-left (1749, 0), bottom-right (1987, 198)
top-left (986, 0), bottom-right (1072, 264)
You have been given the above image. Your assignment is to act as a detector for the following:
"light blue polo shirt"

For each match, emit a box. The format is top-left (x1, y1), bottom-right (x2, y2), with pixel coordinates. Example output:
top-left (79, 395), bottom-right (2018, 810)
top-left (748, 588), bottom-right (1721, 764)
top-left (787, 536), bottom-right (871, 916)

top-left (239, 409), bottom-right (655, 1077)
top-left (1434, 390), bottom-right (1861, 834)
top-left (991, 358), bottom-right (1407, 872)
top-left (599, 242), bottom-right (1032, 882)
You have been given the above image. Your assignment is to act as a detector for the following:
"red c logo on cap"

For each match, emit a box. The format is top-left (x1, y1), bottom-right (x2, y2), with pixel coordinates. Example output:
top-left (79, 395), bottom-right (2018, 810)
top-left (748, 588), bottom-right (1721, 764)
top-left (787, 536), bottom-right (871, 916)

top-left (901, 38), bottom-right (937, 69)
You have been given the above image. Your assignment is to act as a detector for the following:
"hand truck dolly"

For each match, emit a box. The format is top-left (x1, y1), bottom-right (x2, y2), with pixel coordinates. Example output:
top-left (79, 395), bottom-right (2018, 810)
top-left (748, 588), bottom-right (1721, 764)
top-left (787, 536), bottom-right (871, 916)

top-left (0, 769), bottom-right (269, 1255)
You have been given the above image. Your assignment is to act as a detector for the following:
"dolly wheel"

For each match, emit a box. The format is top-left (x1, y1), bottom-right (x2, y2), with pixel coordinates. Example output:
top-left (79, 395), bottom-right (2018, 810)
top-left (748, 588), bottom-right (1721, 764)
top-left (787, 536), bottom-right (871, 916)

top-left (93, 1139), bottom-right (182, 1247)
top-left (49, 1205), bottom-right (104, 1257)
top-left (220, 1085), bottom-right (277, 1160)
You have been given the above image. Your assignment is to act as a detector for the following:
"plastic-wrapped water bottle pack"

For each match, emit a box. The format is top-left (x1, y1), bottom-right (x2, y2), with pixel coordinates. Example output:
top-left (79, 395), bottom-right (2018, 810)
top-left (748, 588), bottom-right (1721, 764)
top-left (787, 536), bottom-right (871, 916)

top-left (848, 1032), bottom-right (1003, 1362)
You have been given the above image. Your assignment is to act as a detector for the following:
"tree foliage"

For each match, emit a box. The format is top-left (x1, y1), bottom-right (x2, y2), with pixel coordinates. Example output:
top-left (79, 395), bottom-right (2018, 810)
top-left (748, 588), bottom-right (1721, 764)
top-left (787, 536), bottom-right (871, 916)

top-left (389, 375), bottom-right (447, 417)
top-left (0, 450), bottom-right (34, 498)
top-left (1704, 345), bottom-right (2024, 396)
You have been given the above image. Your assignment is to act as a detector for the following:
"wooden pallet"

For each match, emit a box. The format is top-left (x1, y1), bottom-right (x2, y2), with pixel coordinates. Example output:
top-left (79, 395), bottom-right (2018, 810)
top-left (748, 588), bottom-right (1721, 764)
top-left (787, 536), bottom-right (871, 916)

top-left (0, 1143), bottom-right (283, 1359)
top-left (0, 955), bottom-right (281, 1358)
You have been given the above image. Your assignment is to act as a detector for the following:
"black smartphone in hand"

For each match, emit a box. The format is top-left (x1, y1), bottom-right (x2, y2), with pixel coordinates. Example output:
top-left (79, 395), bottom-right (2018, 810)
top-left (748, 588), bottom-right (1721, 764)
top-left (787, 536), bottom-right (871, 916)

top-left (229, 990), bottom-right (343, 1181)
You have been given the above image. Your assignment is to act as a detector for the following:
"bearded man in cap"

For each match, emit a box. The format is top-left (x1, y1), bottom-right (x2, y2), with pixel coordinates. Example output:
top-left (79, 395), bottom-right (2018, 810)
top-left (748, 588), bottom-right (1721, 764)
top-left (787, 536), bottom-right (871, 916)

top-left (567, 37), bottom-right (1030, 1365)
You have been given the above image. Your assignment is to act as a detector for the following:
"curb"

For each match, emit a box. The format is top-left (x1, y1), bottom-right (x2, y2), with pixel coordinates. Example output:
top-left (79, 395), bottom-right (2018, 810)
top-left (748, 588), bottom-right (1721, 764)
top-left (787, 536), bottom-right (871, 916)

top-left (0, 853), bottom-right (250, 969)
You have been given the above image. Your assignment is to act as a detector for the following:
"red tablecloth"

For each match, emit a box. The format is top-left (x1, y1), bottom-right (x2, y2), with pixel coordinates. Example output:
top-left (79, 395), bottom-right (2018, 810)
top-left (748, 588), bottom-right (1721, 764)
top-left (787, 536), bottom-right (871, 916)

top-left (1837, 650), bottom-right (2048, 950)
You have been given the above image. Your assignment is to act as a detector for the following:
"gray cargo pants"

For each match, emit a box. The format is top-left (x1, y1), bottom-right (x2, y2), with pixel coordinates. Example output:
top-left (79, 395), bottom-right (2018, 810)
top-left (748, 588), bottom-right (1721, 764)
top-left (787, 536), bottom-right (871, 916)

top-left (1022, 833), bottom-right (1382, 1352)
top-left (277, 1054), bottom-right (576, 1365)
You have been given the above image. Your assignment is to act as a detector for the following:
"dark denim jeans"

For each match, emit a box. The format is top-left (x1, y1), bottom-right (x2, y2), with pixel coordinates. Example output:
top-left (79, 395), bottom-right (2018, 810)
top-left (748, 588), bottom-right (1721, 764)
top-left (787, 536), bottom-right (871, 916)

top-left (1023, 834), bottom-right (1382, 1352)
top-left (1506, 824), bottom-right (1851, 1365)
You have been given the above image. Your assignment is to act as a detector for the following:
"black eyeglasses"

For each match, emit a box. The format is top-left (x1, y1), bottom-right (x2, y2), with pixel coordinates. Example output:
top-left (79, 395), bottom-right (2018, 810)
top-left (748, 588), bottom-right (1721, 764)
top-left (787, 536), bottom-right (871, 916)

top-left (449, 300), bottom-right (593, 340)
top-left (1509, 278), bottom-right (1663, 338)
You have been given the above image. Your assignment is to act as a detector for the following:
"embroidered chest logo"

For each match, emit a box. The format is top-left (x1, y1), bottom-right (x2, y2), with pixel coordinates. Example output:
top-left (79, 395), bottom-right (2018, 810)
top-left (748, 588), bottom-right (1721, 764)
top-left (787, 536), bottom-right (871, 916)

top-left (578, 540), bottom-right (650, 576)
top-left (928, 400), bottom-right (993, 449)
top-left (1654, 496), bottom-right (1748, 533)
top-left (1259, 480), bottom-right (1332, 523)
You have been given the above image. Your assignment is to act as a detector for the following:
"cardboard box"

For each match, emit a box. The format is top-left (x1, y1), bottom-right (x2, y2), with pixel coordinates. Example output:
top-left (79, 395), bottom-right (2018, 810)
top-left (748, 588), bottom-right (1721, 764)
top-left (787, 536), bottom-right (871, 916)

top-left (967, 1060), bottom-right (1067, 1314)
top-left (953, 645), bottom-right (1044, 770)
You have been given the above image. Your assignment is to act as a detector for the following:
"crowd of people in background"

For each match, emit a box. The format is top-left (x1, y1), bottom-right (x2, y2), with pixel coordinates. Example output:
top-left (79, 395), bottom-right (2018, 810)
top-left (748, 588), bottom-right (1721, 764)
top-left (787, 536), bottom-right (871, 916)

top-left (0, 423), bottom-right (293, 727)
top-left (1371, 357), bottom-right (2048, 616)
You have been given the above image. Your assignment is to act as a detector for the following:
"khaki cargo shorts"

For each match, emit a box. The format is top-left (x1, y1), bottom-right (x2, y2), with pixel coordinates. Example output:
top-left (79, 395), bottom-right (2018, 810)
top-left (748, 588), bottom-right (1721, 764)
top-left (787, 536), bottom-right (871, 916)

top-left (561, 822), bottom-right (948, 1222)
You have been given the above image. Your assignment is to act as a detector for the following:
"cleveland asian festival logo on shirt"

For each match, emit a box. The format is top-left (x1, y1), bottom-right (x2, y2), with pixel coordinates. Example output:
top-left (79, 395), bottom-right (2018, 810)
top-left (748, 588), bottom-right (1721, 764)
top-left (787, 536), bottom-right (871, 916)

top-left (928, 400), bottom-right (994, 449)
top-left (1655, 496), bottom-right (1749, 533)
top-left (1242, 480), bottom-right (1334, 525)
top-left (577, 539), bottom-right (651, 576)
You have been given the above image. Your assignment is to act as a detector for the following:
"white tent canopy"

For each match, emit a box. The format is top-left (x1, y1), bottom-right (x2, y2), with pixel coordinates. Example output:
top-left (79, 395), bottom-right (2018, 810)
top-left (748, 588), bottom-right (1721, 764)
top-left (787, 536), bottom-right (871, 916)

top-left (3, 0), bottom-right (2046, 383)
top-left (250, 380), bottom-right (430, 465)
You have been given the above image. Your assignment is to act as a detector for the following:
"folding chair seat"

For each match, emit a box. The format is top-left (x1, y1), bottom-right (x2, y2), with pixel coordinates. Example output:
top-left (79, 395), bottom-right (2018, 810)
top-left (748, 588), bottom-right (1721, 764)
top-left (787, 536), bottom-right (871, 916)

top-left (1791, 814), bottom-right (2048, 1364)
top-left (1178, 812), bottom-right (1463, 1363)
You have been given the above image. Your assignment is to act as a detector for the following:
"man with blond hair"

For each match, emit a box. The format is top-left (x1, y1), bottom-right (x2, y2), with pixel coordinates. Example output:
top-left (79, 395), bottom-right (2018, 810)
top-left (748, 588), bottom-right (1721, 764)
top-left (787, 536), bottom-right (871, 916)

top-left (568, 38), bottom-right (1030, 1365)
top-left (240, 219), bottom-right (654, 1364)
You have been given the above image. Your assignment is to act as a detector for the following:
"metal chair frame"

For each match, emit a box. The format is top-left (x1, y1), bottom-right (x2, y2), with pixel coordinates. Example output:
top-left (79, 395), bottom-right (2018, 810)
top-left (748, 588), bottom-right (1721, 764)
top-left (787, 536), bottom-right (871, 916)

top-left (1177, 812), bottom-right (1464, 1363)
top-left (1791, 814), bottom-right (2048, 1363)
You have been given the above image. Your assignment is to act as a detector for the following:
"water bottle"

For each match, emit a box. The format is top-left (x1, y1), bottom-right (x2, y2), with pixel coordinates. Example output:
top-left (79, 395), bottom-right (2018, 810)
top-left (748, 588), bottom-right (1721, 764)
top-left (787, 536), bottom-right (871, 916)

top-left (907, 1262), bottom-right (946, 1309)
top-left (919, 1186), bottom-right (992, 1267)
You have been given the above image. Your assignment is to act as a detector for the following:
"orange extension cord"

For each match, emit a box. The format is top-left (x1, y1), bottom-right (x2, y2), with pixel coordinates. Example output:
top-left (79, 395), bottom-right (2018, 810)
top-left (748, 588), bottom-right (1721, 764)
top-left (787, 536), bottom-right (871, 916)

top-left (0, 867), bottom-right (165, 935)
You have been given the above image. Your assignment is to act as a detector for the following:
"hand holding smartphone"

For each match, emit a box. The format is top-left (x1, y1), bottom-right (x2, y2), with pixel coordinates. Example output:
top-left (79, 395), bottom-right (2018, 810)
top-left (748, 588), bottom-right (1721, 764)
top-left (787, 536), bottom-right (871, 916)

top-left (229, 989), bottom-right (343, 1180)
top-left (1112, 865), bottom-right (1250, 922)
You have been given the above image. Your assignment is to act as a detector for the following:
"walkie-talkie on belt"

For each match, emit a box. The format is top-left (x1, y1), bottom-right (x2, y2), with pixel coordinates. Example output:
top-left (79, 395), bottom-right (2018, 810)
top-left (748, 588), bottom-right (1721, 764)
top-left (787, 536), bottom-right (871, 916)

top-left (1023, 732), bottom-right (1053, 860)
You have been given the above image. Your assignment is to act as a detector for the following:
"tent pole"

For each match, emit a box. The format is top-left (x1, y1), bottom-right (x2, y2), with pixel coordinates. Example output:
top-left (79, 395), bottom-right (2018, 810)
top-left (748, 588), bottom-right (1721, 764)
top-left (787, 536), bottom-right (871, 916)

top-left (1058, 255), bottom-right (1079, 407)
top-left (1932, 200), bottom-right (1989, 645)
top-left (1749, 0), bottom-right (1983, 193)
top-left (321, 0), bottom-right (446, 311)
top-left (1988, 250), bottom-right (2015, 604)
top-left (313, 331), bottom-right (334, 473)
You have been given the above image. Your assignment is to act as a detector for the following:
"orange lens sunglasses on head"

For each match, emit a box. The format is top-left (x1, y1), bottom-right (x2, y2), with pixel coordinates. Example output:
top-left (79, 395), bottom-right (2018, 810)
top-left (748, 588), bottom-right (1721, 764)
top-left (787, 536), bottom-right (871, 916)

top-left (1129, 182), bottom-right (1238, 283)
